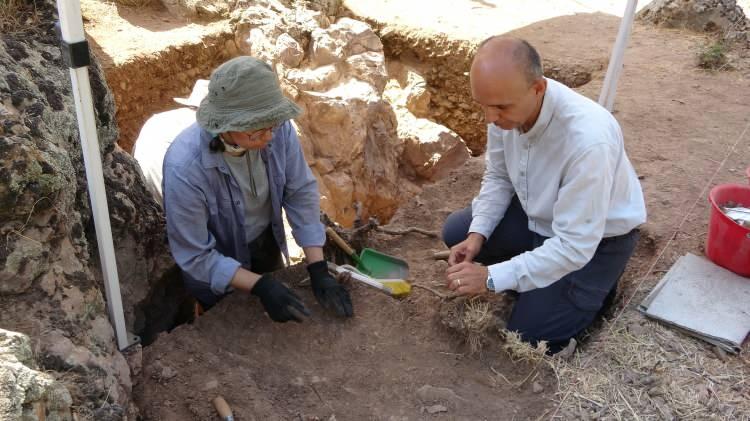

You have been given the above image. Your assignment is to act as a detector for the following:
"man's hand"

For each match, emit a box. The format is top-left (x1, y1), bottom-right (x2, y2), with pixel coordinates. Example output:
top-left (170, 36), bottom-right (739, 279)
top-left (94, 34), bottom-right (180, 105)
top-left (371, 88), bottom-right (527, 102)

top-left (251, 274), bottom-right (310, 323)
top-left (307, 261), bottom-right (354, 317)
top-left (448, 233), bottom-right (486, 266)
top-left (446, 262), bottom-right (489, 296)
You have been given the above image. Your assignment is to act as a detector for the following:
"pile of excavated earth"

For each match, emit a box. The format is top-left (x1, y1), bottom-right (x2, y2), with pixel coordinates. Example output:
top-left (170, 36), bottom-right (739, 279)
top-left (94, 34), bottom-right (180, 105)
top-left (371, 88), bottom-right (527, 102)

top-left (1, 0), bottom-right (750, 419)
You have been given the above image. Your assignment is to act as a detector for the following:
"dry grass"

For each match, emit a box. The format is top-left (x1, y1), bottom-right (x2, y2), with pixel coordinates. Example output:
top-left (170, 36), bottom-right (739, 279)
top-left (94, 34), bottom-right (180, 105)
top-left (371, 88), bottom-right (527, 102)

top-left (446, 292), bottom-right (750, 420)
top-left (0, 0), bottom-right (39, 33)
top-left (462, 298), bottom-right (493, 353)
top-left (548, 314), bottom-right (750, 420)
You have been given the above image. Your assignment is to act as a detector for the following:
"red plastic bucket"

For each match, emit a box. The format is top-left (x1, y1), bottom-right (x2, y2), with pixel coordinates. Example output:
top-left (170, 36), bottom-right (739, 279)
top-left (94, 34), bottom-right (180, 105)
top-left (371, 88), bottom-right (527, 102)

top-left (706, 184), bottom-right (750, 277)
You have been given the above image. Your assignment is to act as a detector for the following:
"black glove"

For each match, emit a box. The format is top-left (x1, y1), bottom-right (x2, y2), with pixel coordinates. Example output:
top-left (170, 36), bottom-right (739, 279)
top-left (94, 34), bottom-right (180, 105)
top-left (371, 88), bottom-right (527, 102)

top-left (307, 261), bottom-right (353, 317)
top-left (251, 274), bottom-right (310, 323)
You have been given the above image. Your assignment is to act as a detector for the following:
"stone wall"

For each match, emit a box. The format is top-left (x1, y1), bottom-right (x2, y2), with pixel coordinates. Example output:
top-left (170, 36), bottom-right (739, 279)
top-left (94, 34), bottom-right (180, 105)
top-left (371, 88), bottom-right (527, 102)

top-left (0, 0), bottom-right (176, 417)
top-left (230, 3), bottom-right (469, 225)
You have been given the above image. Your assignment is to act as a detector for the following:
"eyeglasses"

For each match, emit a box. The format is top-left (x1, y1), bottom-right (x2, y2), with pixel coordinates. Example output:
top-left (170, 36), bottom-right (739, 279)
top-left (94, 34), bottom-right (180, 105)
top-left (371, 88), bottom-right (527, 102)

top-left (247, 124), bottom-right (279, 139)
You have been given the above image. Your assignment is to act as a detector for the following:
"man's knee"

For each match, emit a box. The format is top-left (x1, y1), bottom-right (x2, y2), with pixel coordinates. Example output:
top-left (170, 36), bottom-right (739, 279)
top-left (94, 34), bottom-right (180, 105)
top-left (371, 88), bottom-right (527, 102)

top-left (442, 207), bottom-right (472, 247)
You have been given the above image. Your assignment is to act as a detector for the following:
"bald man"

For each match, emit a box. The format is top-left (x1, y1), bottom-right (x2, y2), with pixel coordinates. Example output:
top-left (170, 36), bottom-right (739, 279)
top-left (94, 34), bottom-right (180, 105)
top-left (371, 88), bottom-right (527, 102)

top-left (442, 37), bottom-right (646, 353)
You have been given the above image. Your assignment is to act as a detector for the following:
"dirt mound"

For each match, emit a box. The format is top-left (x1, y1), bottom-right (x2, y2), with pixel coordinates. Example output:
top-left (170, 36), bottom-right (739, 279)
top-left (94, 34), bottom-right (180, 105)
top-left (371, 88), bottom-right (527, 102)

top-left (134, 238), bottom-right (553, 420)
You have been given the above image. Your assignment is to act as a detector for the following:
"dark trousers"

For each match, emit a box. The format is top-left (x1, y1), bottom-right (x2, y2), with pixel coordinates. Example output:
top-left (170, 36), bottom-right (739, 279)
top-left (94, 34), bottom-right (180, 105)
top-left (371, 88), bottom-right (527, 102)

top-left (184, 226), bottom-right (284, 309)
top-left (442, 196), bottom-right (639, 353)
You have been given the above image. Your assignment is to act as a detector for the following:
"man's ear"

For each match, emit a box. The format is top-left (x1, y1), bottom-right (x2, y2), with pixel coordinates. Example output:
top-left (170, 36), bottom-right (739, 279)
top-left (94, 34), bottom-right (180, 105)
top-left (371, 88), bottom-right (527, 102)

top-left (533, 77), bottom-right (547, 96)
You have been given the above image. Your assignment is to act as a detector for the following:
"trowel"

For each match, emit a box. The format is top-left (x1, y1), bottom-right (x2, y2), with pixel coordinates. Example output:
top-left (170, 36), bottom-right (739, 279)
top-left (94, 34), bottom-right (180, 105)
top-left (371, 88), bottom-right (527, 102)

top-left (325, 227), bottom-right (410, 280)
top-left (328, 262), bottom-right (411, 298)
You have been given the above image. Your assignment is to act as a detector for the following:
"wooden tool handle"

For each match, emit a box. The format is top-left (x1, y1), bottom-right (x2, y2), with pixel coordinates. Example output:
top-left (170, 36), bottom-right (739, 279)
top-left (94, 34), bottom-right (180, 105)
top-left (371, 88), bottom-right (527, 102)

top-left (432, 250), bottom-right (450, 260)
top-left (326, 227), bottom-right (356, 257)
top-left (213, 396), bottom-right (233, 420)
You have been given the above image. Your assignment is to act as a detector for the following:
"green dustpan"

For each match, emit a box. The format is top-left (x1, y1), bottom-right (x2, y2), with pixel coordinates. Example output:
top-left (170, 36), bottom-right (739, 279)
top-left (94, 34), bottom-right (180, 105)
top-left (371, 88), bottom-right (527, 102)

top-left (326, 227), bottom-right (410, 280)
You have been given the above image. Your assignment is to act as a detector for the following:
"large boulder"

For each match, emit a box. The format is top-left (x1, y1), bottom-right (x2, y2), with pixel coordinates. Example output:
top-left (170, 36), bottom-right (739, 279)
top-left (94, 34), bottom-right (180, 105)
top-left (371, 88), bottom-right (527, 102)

top-left (638, 0), bottom-right (750, 43)
top-left (1, 0), bottom-right (175, 417)
top-left (231, 4), bottom-right (469, 225)
top-left (384, 62), bottom-right (471, 182)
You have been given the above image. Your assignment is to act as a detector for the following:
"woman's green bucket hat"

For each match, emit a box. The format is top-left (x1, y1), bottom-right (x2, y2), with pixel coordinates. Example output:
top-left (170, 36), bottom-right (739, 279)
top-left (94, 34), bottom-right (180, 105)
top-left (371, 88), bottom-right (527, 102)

top-left (197, 56), bottom-right (301, 135)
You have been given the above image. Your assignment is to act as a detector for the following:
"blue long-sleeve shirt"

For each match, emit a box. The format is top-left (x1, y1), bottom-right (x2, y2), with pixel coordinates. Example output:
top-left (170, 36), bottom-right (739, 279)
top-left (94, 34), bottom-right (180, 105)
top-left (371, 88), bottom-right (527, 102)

top-left (162, 121), bottom-right (325, 295)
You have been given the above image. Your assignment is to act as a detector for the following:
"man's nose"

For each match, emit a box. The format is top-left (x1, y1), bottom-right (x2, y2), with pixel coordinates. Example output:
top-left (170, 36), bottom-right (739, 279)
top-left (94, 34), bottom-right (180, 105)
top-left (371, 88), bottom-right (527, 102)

top-left (483, 107), bottom-right (499, 124)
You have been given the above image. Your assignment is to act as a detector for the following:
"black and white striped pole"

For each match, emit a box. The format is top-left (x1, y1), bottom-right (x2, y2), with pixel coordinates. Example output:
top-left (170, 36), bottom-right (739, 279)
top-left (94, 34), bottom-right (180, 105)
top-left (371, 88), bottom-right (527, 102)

top-left (56, 0), bottom-right (137, 351)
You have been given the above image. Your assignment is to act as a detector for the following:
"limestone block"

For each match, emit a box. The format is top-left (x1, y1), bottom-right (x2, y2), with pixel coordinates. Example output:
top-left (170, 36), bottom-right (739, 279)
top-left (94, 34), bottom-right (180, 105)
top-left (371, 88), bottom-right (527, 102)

top-left (0, 329), bottom-right (73, 421)
top-left (310, 26), bottom-right (349, 66)
top-left (336, 17), bottom-right (383, 54)
top-left (285, 64), bottom-right (341, 92)
top-left (275, 33), bottom-right (305, 68)
top-left (322, 172), bottom-right (354, 215)
top-left (406, 82), bottom-right (431, 118)
top-left (399, 113), bottom-right (470, 181)
top-left (345, 52), bottom-right (388, 94)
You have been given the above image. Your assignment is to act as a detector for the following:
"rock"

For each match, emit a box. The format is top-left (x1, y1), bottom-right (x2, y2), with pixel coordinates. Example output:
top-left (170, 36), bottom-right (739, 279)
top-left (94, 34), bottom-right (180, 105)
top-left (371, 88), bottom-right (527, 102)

top-left (160, 0), bottom-right (230, 20)
top-left (638, 0), bottom-right (750, 43)
top-left (305, 0), bottom-right (342, 17)
top-left (0, 329), bottom-right (73, 420)
top-left (532, 381), bottom-right (544, 393)
top-left (286, 65), bottom-right (342, 92)
top-left (203, 379), bottom-right (219, 391)
top-left (310, 26), bottom-right (349, 66)
top-left (323, 172), bottom-right (354, 216)
top-left (345, 52), bottom-right (388, 94)
top-left (425, 404), bottom-right (448, 414)
top-left (160, 365), bottom-right (178, 380)
top-left (556, 338), bottom-right (577, 360)
top-left (124, 344), bottom-right (143, 378)
top-left (416, 385), bottom-right (464, 408)
top-left (399, 114), bottom-right (471, 181)
top-left (406, 82), bottom-right (431, 118)
top-left (336, 17), bottom-right (383, 54)
top-left (275, 33), bottom-right (305, 68)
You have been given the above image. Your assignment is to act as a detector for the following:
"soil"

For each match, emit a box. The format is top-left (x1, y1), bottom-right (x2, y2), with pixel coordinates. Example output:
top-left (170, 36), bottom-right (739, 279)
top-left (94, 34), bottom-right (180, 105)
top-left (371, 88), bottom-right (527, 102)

top-left (134, 158), bottom-right (560, 420)
top-left (80, 0), bottom-right (750, 419)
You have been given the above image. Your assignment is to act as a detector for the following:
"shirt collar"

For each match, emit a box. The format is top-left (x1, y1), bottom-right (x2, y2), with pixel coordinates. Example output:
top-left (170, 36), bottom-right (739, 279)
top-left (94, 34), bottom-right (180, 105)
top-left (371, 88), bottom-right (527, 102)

top-left (520, 77), bottom-right (555, 140)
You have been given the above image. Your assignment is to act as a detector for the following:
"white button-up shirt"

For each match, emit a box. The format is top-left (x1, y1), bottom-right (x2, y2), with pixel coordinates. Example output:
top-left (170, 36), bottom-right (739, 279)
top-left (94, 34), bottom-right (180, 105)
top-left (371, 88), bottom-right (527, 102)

top-left (470, 78), bottom-right (647, 293)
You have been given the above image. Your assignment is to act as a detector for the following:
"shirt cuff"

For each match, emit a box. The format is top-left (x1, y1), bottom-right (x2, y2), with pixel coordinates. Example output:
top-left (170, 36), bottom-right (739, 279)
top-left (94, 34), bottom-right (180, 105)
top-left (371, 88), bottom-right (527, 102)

top-left (292, 222), bottom-right (326, 248)
top-left (468, 215), bottom-right (496, 240)
top-left (487, 261), bottom-right (519, 293)
top-left (210, 258), bottom-right (242, 296)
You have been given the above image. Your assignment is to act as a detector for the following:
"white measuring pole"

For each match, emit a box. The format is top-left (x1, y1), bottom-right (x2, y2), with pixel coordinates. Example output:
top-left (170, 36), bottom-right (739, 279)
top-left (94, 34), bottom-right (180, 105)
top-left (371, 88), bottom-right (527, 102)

top-left (56, 0), bottom-right (133, 351)
top-left (599, 0), bottom-right (639, 111)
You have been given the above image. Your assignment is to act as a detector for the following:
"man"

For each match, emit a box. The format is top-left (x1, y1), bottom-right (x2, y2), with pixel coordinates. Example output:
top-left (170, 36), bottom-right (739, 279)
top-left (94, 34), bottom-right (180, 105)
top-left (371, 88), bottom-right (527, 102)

top-left (442, 37), bottom-right (646, 353)
top-left (163, 56), bottom-right (353, 322)
top-left (133, 79), bottom-right (208, 205)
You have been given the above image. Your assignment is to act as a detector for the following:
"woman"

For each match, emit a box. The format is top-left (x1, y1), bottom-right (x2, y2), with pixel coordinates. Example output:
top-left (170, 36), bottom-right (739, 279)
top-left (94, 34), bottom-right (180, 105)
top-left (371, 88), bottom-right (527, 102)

top-left (163, 56), bottom-right (352, 322)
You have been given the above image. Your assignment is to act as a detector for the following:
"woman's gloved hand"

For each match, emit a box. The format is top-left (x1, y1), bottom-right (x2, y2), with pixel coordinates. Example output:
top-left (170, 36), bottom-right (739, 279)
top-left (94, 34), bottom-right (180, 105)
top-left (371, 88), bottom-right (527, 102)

top-left (251, 274), bottom-right (310, 323)
top-left (307, 261), bottom-right (354, 317)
